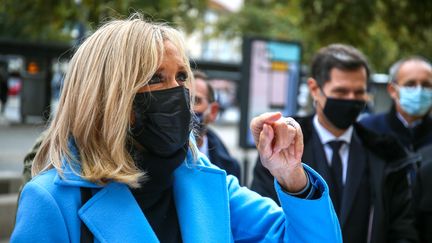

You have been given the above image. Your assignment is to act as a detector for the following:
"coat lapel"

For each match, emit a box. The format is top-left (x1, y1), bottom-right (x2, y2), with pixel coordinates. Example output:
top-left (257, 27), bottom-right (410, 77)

top-left (309, 128), bottom-right (332, 183)
top-left (340, 132), bottom-right (367, 226)
top-left (78, 182), bottom-right (159, 243)
top-left (301, 118), bottom-right (333, 189)
top-left (173, 162), bottom-right (230, 243)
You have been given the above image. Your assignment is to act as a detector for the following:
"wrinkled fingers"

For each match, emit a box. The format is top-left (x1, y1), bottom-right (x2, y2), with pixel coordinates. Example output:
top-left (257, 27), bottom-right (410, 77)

top-left (272, 117), bottom-right (297, 153)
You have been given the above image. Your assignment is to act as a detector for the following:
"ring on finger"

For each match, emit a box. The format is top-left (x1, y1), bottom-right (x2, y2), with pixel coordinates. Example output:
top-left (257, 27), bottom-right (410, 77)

top-left (285, 118), bottom-right (296, 128)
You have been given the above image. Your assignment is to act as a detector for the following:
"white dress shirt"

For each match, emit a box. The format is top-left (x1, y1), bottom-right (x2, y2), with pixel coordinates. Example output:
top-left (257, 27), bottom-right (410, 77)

top-left (198, 134), bottom-right (209, 157)
top-left (313, 115), bottom-right (353, 185)
top-left (396, 112), bottom-right (422, 128)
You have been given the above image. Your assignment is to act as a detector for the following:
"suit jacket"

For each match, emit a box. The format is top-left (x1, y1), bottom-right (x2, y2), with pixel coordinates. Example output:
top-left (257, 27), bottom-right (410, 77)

top-left (360, 104), bottom-right (432, 152)
top-left (206, 129), bottom-right (241, 180)
top-left (12, 140), bottom-right (342, 243)
top-left (251, 115), bottom-right (418, 243)
top-left (415, 145), bottom-right (432, 243)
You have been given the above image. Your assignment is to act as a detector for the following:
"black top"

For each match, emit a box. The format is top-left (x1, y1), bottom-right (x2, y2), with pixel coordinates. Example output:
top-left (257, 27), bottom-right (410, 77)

top-left (129, 142), bottom-right (186, 243)
top-left (131, 184), bottom-right (181, 243)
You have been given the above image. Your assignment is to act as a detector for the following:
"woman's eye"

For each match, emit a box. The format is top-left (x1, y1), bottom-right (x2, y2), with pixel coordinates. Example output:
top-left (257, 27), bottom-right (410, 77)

top-left (148, 74), bottom-right (163, 85)
top-left (176, 72), bottom-right (188, 82)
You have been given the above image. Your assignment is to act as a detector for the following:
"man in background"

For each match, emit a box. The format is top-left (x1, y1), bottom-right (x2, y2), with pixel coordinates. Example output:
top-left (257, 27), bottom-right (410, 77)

top-left (360, 57), bottom-right (432, 152)
top-left (0, 62), bottom-right (8, 115)
top-left (251, 44), bottom-right (418, 243)
top-left (193, 70), bottom-right (241, 180)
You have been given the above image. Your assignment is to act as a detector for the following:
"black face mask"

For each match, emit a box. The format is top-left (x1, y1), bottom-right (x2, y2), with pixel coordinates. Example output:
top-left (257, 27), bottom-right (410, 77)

top-left (323, 97), bottom-right (366, 129)
top-left (131, 86), bottom-right (192, 158)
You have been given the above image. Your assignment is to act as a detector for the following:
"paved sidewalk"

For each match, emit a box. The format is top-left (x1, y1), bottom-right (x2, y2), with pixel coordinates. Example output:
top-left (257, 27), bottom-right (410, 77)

top-left (0, 123), bottom-right (45, 174)
top-left (0, 121), bottom-right (46, 242)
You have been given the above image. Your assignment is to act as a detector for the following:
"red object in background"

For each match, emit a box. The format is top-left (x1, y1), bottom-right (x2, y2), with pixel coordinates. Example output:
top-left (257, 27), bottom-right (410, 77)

top-left (8, 78), bottom-right (22, 96)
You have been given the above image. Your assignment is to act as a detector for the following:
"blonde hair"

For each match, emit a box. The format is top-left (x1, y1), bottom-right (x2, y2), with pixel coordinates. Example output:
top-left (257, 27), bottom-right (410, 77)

top-left (32, 14), bottom-right (195, 188)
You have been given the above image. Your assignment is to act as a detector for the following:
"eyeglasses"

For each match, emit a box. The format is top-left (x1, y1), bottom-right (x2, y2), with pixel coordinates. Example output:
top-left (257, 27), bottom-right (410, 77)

top-left (395, 79), bottom-right (432, 89)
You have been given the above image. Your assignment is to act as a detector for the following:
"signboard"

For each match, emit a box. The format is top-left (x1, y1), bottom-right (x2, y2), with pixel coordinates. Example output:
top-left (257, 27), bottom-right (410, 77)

top-left (239, 37), bottom-right (302, 148)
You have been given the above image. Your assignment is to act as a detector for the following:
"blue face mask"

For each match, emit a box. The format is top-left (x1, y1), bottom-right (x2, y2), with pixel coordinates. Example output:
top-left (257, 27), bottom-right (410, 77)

top-left (398, 86), bottom-right (432, 116)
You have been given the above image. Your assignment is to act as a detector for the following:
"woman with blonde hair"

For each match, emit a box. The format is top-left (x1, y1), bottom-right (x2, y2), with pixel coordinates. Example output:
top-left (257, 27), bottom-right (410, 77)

top-left (12, 14), bottom-right (341, 242)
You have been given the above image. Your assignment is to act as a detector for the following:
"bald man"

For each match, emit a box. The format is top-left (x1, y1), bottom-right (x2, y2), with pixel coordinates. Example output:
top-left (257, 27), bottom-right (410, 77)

top-left (360, 57), bottom-right (432, 152)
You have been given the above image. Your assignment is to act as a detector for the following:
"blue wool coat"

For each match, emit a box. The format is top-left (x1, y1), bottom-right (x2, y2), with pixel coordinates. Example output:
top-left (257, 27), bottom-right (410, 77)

top-left (12, 145), bottom-right (341, 243)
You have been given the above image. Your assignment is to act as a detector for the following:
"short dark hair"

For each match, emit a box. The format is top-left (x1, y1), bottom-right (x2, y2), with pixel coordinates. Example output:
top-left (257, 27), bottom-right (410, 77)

top-left (193, 70), bottom-right (216, 103)
top-left (310, 44), bottom-right (370, 87)
top-left (193, 70), bottom-right (208, 80)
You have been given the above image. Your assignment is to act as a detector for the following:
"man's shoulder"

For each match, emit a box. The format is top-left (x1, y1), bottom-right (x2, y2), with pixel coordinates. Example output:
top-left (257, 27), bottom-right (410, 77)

top-left (359, 112), bottom-right (387, 124)
top-left (358, 112), bottom-right (390, 132)
top-left (293, 115), bottom-right (314, 140)
top-left (206, 128), bottom-right (231, 154)
top-left (205, 128), bottom-right (241, 177)
top-left (354, 123), bottom-right (409, 163)
top-left (293, 115), bottom-right (314, 125)
top-left (206, 128), bottom-right (224, 143)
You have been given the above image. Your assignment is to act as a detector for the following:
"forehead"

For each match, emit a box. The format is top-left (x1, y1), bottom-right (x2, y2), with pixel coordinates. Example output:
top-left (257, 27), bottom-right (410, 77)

top-left (194, 78), bottom-right (208, 97)
top-left (161, 41), bottom-right (184, 64)
top-left (397, 60), bottom-right (432, 81)
top-left (323, 67), bottom-right (367, 89)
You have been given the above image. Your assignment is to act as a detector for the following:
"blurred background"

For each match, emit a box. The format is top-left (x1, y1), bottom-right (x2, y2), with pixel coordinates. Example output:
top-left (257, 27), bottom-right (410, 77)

top-left (0, 0), bottom-right (430, 241)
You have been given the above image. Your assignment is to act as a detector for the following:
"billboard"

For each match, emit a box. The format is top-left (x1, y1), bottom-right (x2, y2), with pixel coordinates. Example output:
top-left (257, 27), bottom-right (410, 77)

top-left (239, 37), bottom-right (302, 148)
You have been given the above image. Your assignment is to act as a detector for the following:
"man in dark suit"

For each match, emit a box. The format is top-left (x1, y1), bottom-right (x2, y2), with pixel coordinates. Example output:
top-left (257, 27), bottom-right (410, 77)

top-left (193, 71), bottom-right (241, 180)
top-left (415, 144), bottom-right (432, 243)
top-left (360, 57), bottom-right (432, 152)
top-left (251, 44), bottom-right (418, 243)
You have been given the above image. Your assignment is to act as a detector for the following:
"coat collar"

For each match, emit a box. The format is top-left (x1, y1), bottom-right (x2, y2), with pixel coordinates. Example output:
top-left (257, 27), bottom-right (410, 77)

top-left (56, 140), bottom-right (230, 242)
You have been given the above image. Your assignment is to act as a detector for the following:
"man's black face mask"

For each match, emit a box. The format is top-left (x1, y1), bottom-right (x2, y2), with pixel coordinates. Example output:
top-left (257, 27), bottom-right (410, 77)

top-left (321, 91), bottom-right (366, 130)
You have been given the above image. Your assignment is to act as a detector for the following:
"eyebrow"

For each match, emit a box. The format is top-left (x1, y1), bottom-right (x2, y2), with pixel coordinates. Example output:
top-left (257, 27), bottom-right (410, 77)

top-left (332, 87), bottom-right (366, 92)
top-left (155, 63), bottom-right (187, 72)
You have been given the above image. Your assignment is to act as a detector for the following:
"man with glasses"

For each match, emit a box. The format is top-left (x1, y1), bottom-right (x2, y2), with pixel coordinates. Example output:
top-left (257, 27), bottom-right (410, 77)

top-left (252, 44), bottom-right (418, 243)
top-left (192, 71), bottom-right (241, 180)
top-left (360, 57), bottom-right (432, 152)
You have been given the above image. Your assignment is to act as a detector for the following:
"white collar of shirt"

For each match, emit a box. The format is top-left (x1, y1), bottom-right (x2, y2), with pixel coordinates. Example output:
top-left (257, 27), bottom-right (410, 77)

top-left (396, 112), bottom-right (422, 128)
top-left (313, 115), bottom-right (353, 184)
top-left (198, 134), bottom-right (209, 157)
top-left (313, 115), bottom-right (353, 145)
